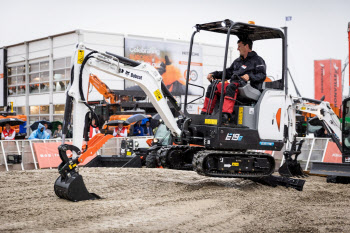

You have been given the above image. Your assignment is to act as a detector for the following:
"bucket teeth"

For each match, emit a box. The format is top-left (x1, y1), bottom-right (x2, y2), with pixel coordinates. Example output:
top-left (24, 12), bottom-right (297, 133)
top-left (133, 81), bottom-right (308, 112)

top-left (279, 161), bottom-right (308, 178)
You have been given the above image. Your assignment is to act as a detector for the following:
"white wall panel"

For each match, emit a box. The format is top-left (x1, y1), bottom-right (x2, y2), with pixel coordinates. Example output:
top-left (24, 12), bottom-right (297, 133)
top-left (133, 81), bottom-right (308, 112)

top-left (83, 43), bottom-right (124, 56)
top-left (53, 33), bottom-right (78, 48)
top-left (8, 96), bottom-right (26, 106)
top-left (52, 93), bottom-right (66, 104)
top-left (53, 45), bottom-right (76, 59)
top-left (82, 31), bottom-right (124, 47)
top-left (29, 94), bottom-right (50, 105)
top-left (28, 50), bottom-right (49, 60)
top-left (29, 39), bottom-right (49, 52)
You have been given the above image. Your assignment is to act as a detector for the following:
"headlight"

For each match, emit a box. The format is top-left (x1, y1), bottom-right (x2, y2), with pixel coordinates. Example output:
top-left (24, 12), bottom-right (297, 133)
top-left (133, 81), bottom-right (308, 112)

top-left (135, 141), bottom-right (139, 148)
top-left (153, 138), bottom-right (159, 143)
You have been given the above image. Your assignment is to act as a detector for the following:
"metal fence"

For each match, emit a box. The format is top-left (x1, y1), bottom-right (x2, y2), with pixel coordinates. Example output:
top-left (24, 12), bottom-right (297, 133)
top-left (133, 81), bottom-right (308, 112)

top-left (0, 136), bottom-right (153, 171)
top-left (0, 136), bottom-right (331, 172)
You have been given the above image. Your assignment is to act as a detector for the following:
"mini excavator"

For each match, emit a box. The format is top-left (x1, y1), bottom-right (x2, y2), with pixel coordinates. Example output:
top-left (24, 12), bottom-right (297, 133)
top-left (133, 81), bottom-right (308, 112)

top-left (54, 19), bottom-right (347, 202)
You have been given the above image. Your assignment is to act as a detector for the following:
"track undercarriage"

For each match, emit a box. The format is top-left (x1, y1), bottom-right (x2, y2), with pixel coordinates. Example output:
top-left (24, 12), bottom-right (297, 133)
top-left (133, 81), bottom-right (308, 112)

top-left (156, 145), bottom-right (305, 191)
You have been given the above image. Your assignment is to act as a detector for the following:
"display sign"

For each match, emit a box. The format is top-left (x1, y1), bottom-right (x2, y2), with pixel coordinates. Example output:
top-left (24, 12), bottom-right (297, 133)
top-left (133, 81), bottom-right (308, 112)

top-left (0, 49), bottom-right (6, 107)
top-left (33, 142), bottom-right (95, 169)
top-left (125, 38), bottom-right (203, 96)
top-left (314, 59), bottom-right (342, 109)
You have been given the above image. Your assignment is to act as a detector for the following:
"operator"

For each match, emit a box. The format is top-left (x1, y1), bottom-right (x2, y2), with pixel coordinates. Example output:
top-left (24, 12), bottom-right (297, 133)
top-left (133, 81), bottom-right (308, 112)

top-left (28, 123), bottom-right (50, 140)
top-left (201, 38), bottom-right (266, 121)
top-left (113, 123), bottom-right (128, 137)
top-left (1, 123), bottom-right (16, 140)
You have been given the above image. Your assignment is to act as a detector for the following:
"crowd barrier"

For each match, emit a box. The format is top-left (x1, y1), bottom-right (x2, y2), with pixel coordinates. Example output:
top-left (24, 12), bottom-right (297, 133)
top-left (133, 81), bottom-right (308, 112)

top-left (0, 136), bottom-right (153, 172)
top-left (0, 136), bottom-right (339, 172)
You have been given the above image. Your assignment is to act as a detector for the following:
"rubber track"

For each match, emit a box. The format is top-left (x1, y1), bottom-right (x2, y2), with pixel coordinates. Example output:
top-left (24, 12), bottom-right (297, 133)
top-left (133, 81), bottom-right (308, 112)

top-left (157, 145), bottom-right (203, 170)
top-left (192, 150), bottom-right (275, 178)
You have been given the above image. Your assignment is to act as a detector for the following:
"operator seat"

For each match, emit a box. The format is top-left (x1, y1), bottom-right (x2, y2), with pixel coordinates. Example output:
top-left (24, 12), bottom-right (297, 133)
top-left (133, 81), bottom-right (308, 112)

top-left (237, 83), bottom-right (261, 101)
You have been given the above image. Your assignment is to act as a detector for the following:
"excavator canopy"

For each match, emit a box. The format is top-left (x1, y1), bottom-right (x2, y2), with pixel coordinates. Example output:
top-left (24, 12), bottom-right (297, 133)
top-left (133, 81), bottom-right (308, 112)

top-left (195, 20), bottom-right (284, 41)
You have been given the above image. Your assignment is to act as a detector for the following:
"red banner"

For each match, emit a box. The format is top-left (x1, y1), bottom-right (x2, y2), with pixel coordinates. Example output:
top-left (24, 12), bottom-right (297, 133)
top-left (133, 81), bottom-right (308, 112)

top-left (33, 142), bottom-right (95, 169)
top-left (314, 59), bottom-right (342, 109)
top-left (322, 141), bottom-right (342, 163)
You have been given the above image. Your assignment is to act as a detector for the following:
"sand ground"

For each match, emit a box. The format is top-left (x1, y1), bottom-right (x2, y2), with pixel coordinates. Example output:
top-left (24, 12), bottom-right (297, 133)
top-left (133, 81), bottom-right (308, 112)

top-left (0, 168), bottom-right (350, 233)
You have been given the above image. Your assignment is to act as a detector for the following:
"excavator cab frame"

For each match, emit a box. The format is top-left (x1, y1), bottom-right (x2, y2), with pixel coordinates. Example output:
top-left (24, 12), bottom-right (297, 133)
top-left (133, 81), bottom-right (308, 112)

top-left (183, 20), bottom-right (286, 126)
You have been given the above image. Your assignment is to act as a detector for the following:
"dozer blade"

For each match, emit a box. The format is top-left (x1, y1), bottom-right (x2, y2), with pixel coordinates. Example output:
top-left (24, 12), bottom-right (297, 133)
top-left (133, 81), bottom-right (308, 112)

top-left (279, 160), bottom-right (307, 177)
top-left (310, 162), bottom-right (350, 177)
top-left (54, 171), bottom-right (101, 202)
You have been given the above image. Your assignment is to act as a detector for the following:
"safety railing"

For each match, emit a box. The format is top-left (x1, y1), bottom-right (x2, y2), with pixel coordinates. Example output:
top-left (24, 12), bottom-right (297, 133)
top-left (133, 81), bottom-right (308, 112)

top-left (279, 137), bottom-right (331, 171)
top-left (1, 136), bottom-right (331, 172)
top-left (0, 136), bottom-right (153, 171)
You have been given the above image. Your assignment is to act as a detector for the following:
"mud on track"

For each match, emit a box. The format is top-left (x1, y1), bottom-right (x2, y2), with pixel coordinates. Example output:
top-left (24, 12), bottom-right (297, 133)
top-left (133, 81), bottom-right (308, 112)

top-left (0, 168), bottom-right (350, 232)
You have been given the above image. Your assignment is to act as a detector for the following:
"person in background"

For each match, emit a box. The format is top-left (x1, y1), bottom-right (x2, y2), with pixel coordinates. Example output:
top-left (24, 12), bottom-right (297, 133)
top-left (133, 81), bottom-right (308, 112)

top-left (133, 120), bottom-right (144, 136)
top-left (53, 124), bottom-right (63, 139)
top-left (113, 123), bottom-right (128, 137)
top-left (1, 123), bottom-right (16, 140)
top-left (89, 119), bottom-right (100, 138)
top-left (43, 123), bottom-right (52, 139)
top-left (28, 123), bottom-right (50, 140)
top-left (143, 121), bottom-right (153, 136)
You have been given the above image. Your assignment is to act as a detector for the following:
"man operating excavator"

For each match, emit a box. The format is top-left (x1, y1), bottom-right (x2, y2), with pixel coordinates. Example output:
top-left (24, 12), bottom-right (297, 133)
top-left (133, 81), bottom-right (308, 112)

top-left (201, 38), bottom-right (266, 122)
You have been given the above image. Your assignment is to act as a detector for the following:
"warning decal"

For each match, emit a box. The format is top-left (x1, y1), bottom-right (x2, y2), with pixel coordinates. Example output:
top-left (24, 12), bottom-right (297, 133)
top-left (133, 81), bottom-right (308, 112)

top-left (77, 50), bottom-right (84, 64)
top-left (154, 89), bottom-right (163, 101)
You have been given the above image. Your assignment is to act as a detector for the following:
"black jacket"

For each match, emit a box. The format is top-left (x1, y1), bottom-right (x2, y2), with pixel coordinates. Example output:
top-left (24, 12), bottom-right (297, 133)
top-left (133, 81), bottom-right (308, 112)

top-left (211, 51), bottom-right (266, 90)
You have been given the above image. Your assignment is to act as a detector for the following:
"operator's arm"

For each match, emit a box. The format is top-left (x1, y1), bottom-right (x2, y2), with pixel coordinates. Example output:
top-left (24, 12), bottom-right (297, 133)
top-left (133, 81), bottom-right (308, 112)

top-left (113, 129), bottom-right (117, 137)
top-left (248, 56), bottom-right (266, 83)
top-left (210, 62), bottom-right (236, 80)
top-left (1, 132), bottom-right (4, 140)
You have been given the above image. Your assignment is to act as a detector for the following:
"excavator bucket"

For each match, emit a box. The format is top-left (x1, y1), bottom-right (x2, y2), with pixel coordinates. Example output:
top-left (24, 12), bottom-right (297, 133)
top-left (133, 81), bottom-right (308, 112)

top-left (54, 134), bottom-right (113, 202)
top-left (279, 138), bottom-right (308, 177)
top-left (54, 172), bottom-right (101, 202)
top-left (278, 160), bottom-right (306, 177)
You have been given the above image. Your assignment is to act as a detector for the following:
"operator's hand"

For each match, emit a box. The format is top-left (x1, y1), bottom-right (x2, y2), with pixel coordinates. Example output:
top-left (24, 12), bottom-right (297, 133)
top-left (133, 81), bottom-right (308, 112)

top-left (138, 130), bottom-right (141, 134)
top-left (241, 74), bottom-right (249, 81)
top-left (207, 74), bottom-right (214, 82)
top-left (95, 128), bottom-right (99, 133)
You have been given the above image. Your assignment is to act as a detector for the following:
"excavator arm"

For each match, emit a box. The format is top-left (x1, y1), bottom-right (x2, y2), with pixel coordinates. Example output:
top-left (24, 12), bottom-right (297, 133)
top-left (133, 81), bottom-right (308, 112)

top-left (54, 43), bottom-right (184, 201)
top-left (88, 74), bottom-right (118, 104)
top-left (279, 95), bottom-right (342, 177)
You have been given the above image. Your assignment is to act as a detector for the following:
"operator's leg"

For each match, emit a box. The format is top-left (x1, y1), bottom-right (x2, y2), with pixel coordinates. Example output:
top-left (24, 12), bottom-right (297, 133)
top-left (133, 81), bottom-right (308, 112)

top-left (201, 81), bottom-right (219, 114)
top-left (222, 82), bottom-right (239, 115)
top-left (201, 82), bottom-right (229, 114)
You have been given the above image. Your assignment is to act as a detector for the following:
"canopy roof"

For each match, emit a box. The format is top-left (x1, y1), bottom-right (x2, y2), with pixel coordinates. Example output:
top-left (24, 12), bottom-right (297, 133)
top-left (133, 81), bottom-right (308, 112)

top-left (196, 20), bottom-right (284, 41)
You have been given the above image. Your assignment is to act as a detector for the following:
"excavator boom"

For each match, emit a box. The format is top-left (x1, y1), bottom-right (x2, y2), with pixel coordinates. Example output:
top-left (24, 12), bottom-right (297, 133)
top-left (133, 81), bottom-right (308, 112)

top-left (54, 43), bottom-right (183, 201)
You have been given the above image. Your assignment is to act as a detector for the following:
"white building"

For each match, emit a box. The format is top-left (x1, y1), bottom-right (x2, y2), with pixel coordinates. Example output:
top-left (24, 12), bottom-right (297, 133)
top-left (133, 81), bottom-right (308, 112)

top-left (1, 29), bottom-right (232, 128)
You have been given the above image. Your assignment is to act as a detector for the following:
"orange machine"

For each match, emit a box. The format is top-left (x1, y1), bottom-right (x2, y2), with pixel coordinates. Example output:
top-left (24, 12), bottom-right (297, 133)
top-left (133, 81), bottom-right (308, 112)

top-left (88, 74), bottom-right (118, 104)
